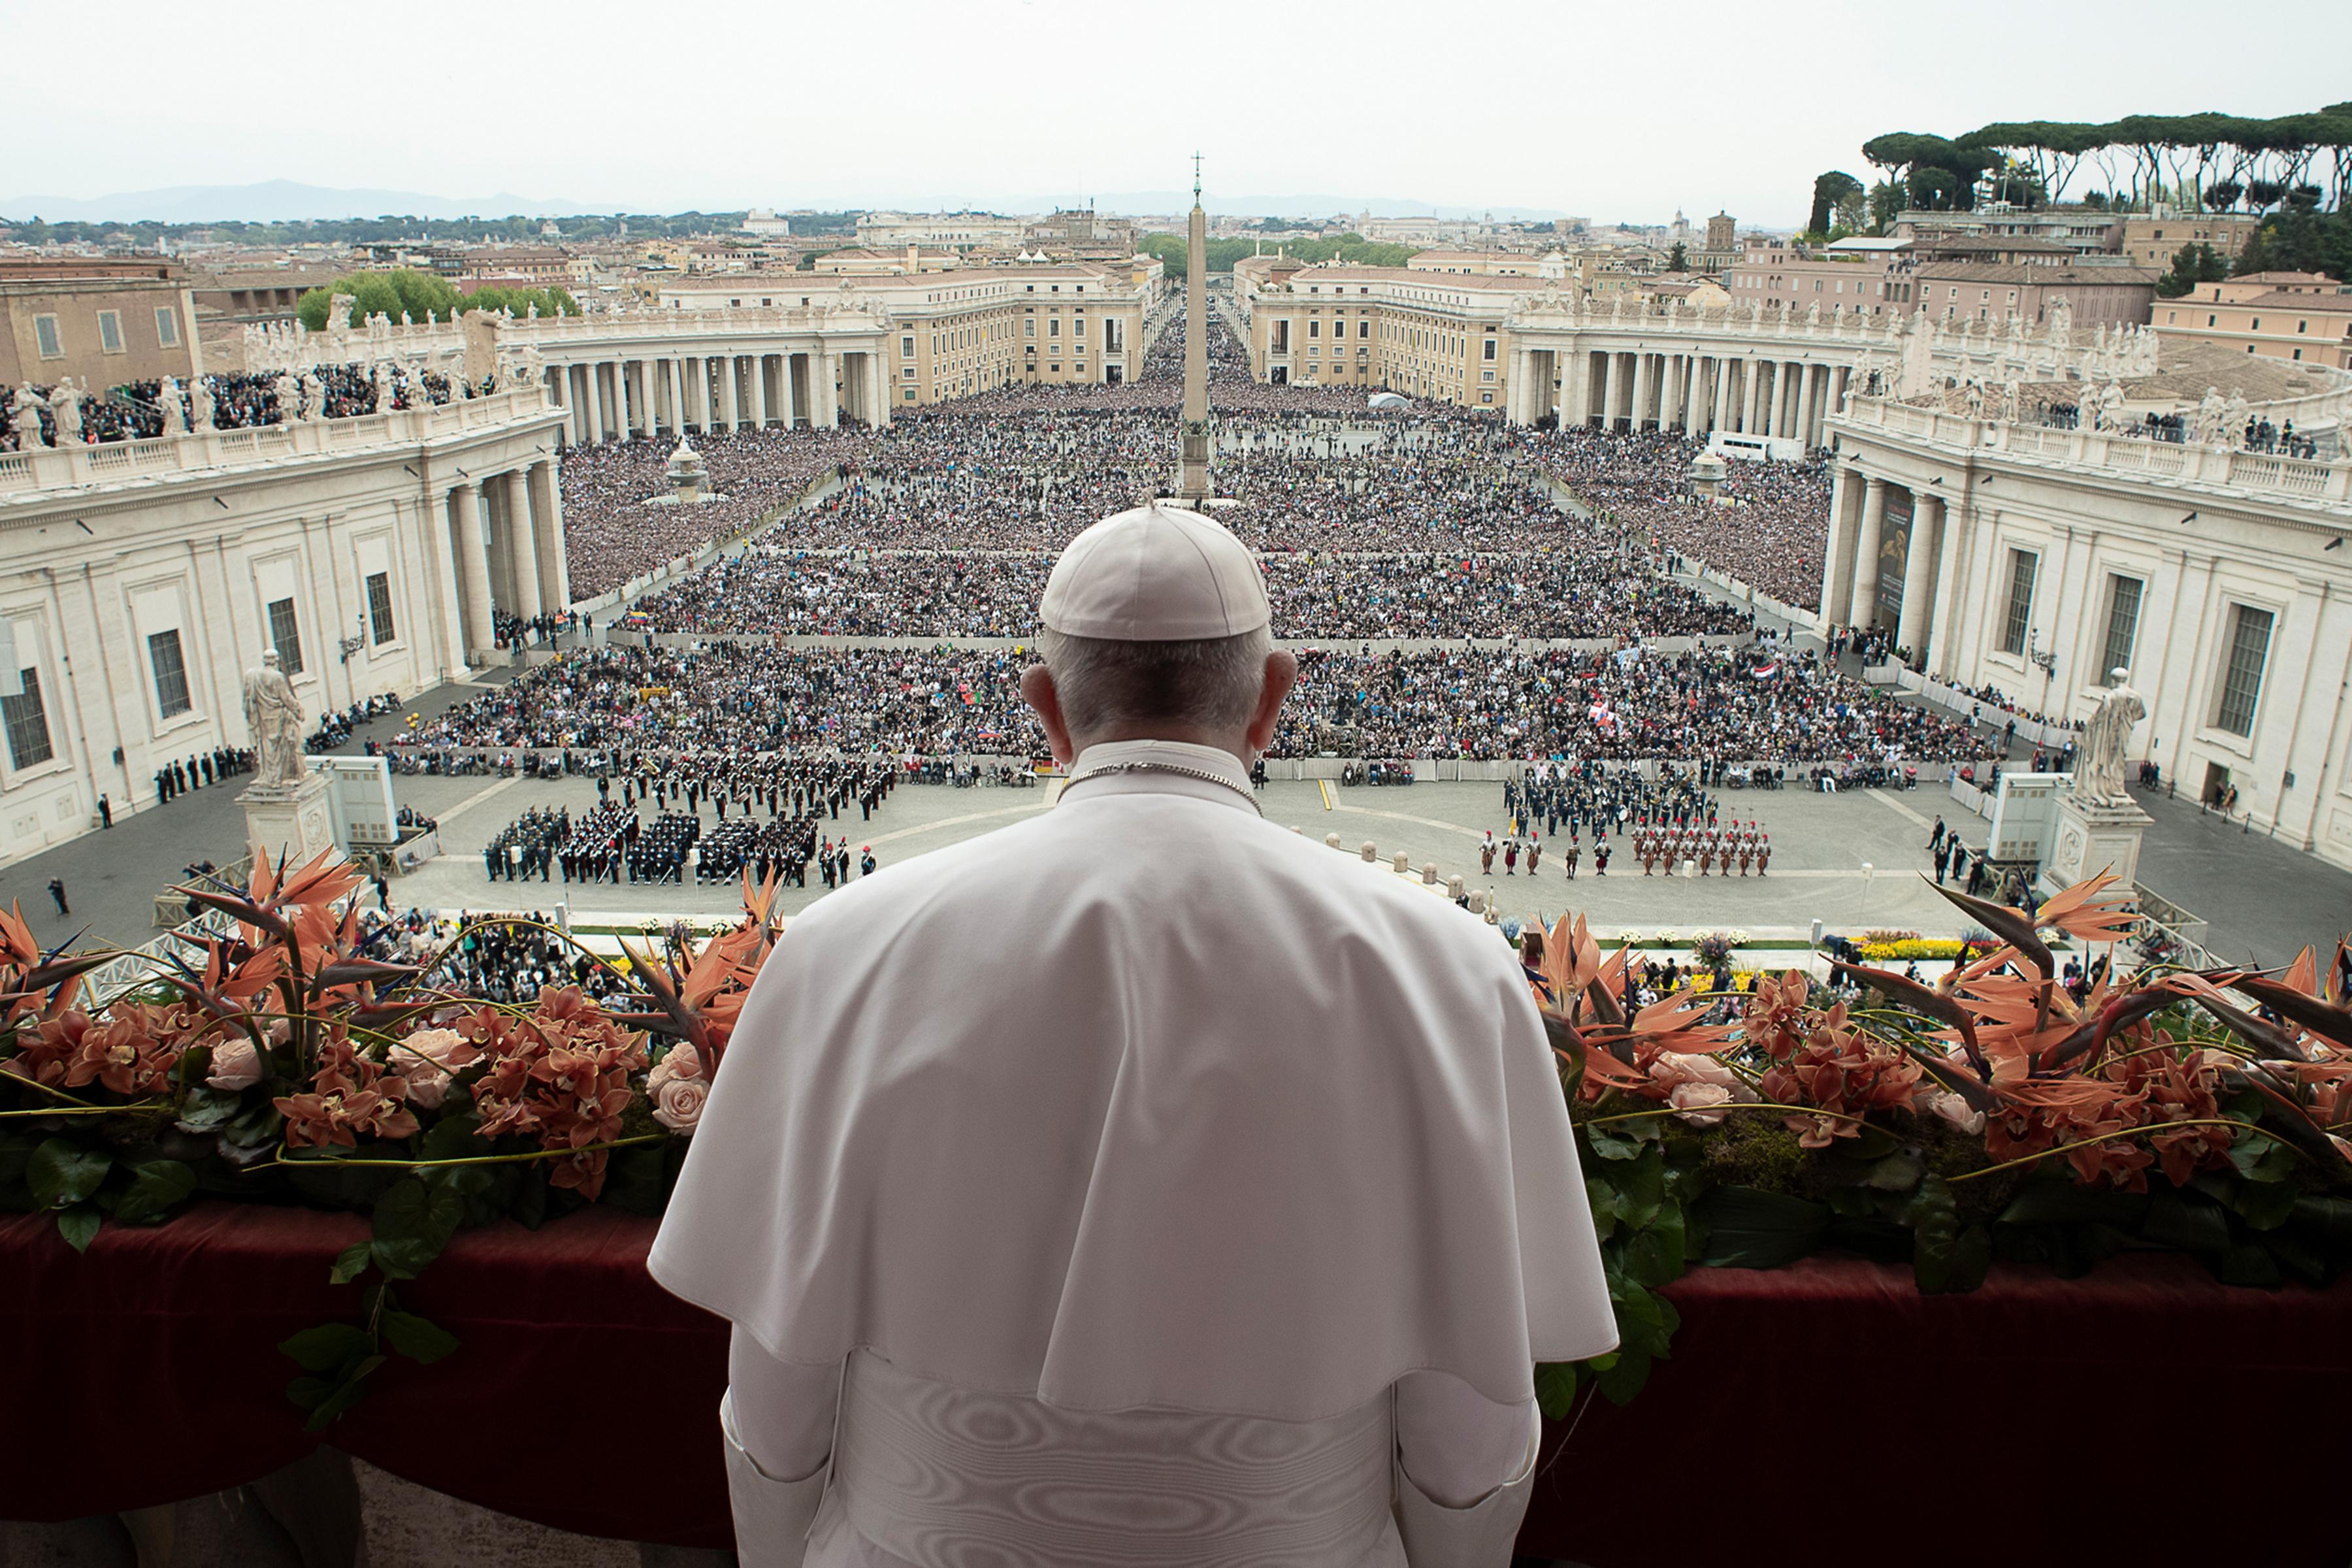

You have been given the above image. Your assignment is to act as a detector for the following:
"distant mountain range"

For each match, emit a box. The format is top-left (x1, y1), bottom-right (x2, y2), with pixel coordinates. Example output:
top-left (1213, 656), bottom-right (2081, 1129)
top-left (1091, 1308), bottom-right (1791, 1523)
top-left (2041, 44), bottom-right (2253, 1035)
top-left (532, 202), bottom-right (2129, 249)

top-left (0, 180), bottom-right (589, 224)
top-left (0, 179), bottom-right (1596, 227)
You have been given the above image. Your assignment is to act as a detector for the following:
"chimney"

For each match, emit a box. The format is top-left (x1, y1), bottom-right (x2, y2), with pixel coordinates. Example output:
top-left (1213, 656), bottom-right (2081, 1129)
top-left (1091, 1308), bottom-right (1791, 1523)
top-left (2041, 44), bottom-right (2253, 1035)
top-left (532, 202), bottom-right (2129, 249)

top-left (906, 242), bottom-right (919, 274)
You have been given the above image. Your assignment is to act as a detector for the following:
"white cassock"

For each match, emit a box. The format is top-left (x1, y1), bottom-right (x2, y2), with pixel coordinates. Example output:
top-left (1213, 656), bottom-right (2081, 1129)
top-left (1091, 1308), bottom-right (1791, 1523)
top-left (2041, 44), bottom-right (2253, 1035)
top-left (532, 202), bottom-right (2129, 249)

top-left (651, 738), bottom-right (1616, 1567)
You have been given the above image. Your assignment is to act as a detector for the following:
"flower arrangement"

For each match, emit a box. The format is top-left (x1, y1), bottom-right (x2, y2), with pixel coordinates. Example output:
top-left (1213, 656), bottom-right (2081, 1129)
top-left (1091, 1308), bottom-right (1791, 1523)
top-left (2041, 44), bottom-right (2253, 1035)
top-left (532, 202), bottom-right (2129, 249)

top-left (0, 850), bottom-right (781, 1428)
top-left (1526, 871), bottom-right (2352, 1413)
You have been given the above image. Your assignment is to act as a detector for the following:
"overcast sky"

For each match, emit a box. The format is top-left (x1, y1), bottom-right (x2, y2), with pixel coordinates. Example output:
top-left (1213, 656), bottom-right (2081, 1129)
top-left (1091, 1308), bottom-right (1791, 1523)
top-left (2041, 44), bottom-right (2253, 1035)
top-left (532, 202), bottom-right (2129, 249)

top-left (8, 0), bottom-right (2347, 225)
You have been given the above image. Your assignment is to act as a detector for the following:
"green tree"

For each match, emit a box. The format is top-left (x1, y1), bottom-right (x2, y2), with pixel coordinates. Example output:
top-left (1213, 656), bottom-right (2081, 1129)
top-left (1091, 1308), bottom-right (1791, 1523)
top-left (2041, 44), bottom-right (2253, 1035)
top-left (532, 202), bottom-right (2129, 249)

top-left (1666, 242), bottom-right (1688, 272)
top-left (2155, 242), bottom-right (2229, 297)
top-left (295, 269), bottom-right (578, 331)
top-left (1807, 171), bottom-right (1863, 237)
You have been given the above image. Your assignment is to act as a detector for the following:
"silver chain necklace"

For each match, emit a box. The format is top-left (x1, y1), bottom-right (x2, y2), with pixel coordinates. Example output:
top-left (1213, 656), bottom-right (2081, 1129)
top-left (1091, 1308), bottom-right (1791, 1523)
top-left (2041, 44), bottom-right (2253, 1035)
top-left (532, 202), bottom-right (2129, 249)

top-left (1062, 759), bottom-right (1263, 816)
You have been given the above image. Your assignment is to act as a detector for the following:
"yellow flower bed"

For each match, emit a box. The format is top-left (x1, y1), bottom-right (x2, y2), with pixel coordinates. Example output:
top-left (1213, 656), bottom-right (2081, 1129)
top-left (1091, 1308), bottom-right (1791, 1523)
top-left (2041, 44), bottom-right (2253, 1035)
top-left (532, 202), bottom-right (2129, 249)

top-left (1858, 938), bottom-right (1970, 962)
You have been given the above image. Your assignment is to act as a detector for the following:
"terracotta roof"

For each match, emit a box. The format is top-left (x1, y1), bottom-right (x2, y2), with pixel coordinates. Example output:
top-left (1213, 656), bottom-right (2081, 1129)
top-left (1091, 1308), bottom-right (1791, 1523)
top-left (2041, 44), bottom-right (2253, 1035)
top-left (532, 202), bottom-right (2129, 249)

top-left (2232, 289), bottom-right (2352, 312)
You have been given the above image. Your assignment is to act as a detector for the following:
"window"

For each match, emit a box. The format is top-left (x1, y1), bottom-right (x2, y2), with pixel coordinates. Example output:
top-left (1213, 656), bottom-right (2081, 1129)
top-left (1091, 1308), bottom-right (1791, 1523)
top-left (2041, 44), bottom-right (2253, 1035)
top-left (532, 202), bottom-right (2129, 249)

top-left (148, 630), bottom-right (191, 719)
top-left (902, 335), bottom-right (915, 357)
top-left (95, 310), bottom-right (124, 353)
top-left (1999, 549), bottom-right (2037, 656)
top-left (33, 315), bottom-right (62, 358)
top-left (2, 666), bottom-right (53, 770)
top-left (1024, 319), bottom-right (1034, 338)
top-left (268, 596), bottom-right (304, 674)
top-left (155, 306), bottom-right (180, 347)
top-left (2213, 606), bottom-right (2272, 736)
top-left (1049, 319), bottom-right (1060, 338)
top-left (2100, 576), bottom-right (2142, 679)
top-left (1482, 338), bottom-right (1496, 360)
top-left (366, 572), bottom-right (397, 645)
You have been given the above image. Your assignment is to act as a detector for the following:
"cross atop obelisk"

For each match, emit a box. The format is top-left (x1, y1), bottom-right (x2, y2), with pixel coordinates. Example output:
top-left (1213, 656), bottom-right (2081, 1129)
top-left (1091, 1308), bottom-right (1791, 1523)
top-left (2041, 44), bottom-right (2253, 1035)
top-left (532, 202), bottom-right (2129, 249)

top-left (1176, 152), bottom-right (1212, 507)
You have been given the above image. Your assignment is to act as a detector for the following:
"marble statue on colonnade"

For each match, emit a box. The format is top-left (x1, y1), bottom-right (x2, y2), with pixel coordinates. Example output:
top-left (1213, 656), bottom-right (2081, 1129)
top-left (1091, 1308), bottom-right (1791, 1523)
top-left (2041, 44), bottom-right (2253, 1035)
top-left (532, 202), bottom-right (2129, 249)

top-left (159, 376), bottom-right (186, 436)
top-left (242, 649), bottom-right (309, 791)
top-left (2195, 387), bottom-right (2227, 446)
top-left (50, 380), bottom-right (81, 443)
top-left (10, 384), bottom-right (48, 448)
top-left (2225, 389), bottom-right (2251, 448)
top-left (2076, 670), bottom-right (2146, 806)
top-left (190, 377), bottom-right (215, 433)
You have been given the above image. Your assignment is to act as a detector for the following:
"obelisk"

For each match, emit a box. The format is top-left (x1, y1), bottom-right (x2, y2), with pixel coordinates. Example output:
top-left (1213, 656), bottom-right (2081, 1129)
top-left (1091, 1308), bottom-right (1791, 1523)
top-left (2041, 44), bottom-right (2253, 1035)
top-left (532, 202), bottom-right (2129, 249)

top-left (1176, 154), bottom-right (1213, 507)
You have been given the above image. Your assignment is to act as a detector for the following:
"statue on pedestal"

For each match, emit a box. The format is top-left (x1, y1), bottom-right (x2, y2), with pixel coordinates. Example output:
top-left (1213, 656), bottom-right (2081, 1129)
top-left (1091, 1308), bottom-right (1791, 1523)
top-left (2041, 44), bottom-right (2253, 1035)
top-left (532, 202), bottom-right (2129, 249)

top-left (51, 380), bottom-right (82, 444)
top-left (190, 377), bottom-right (216, 433)
top-left (159, 376), bottom-right (187, 436)
top-left (242, 649), bottom-right (308, 791)
top-left (2223, 388), bottom-right (2251, 448)
top-left (10, 384), bottom-right (50, 449)
top-left (2077, 668), bottom-right (2146, 805)
top-left (2195, 386), bottom-right (2226, 446)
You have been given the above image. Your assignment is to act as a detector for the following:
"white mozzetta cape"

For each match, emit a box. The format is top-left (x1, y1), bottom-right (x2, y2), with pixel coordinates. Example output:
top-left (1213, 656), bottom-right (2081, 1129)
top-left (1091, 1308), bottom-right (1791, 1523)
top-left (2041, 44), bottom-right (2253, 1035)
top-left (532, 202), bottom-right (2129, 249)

top-left (651, 740), bottom-right (1616, 1422)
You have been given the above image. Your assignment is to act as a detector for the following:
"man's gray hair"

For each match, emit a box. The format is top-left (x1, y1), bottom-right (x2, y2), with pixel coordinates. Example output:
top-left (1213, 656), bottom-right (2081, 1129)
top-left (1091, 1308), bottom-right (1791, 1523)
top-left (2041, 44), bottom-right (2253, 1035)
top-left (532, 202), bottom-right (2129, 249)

top-left (1036, 626), bottom-right (1271, 738)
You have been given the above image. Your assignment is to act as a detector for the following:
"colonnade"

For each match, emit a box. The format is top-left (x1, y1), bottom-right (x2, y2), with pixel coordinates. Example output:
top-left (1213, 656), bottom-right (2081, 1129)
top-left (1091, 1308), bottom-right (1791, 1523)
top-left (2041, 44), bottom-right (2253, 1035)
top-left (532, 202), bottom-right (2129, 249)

top-left (443, 458), bottom-right (568, 659)
top-left (543, 348), bottom-right (892, 446)
top-left (1507, 343), bottom-right (1851, 449)
top-left (1820, 467), bottom-right (1952, 660)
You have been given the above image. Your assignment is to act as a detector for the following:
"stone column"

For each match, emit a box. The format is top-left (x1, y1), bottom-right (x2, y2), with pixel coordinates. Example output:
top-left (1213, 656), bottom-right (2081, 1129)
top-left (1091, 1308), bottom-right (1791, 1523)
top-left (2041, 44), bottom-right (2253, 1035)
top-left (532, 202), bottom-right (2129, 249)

top-left (1631, 352), bottom-right (1655, 431)
top-left (1558, 348), bottom-right (1584, 427)
top-left (502, 469), bottom-right (542, 621)
top-left (1822, 468), bottom-right (1857, 627)
top-left (1850, 476), bottom-right (1888, 629)
top-left (1896, 495), bottom-right (1943, 662)
top-left (528, 459), bottom-right (568, 610)
top-left (753, 353), bottom-right (771, 429)
top-left (1740, 359), bottom-right (1761, 433)
top-left (585, 364), bottom-right (606, 443)
top-left (1710, 355), bottom-right (1729, 435)
top-left (451, 482), bottom-right (493, 661)
top-left (1660, 354), bottom-right (1682, 432)
top-left (570, 365), bottom-right (592, 445)
top-left (814, 350), bottom-right (838, 426)
top-left (723, 354), bottom-right (742, 431)
top-left (780, 351), bottom-right (800, 427)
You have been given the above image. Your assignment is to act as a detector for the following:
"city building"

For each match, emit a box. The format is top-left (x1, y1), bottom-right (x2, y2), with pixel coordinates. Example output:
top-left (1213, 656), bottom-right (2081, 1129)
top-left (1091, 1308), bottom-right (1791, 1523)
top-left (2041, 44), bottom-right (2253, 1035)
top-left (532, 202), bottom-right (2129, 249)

top-left (1889, 204), bottom-right (2124, 260)
top-left (2121, 209), bottom-right (2262, 270)
top-left (1828, 389), bottom-right (2352, 866)
top-left (742, 208), bottom-right (792, 238)
top-left (2151, 272), bottom-right (2352, 368)
top-left (1023, 208), bottom-right (1139, 259)
top-left (1910, 261), bottom-right (2159, 327)
top-left (1724, 239), bottom-right (1914, 317)
top-left (0, 390), bottom-right (564, 860)
top-left (853, 212), bottom-right (1026, 252)
top-left (1, 259), bottom-right (202, 390)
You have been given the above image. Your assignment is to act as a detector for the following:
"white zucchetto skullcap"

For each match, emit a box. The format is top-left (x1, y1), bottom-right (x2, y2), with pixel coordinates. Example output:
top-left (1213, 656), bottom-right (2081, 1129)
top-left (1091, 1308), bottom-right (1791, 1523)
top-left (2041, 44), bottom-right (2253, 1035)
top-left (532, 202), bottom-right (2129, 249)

top-left (1039, 502), bottom-right (1269, 641)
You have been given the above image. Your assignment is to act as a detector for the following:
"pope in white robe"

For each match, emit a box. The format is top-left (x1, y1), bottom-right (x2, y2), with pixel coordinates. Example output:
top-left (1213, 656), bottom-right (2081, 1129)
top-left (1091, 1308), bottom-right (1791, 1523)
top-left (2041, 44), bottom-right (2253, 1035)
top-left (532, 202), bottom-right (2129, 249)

top-left (651, 502), bottom-right (1616, 1566)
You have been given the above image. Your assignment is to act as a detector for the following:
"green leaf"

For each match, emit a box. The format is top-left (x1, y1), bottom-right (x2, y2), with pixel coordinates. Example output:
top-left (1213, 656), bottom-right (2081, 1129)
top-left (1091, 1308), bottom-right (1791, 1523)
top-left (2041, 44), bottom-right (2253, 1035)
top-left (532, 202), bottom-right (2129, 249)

top-left (110, 1160), bottom-right (197, 1226)
top-left (2215, 1243), bottom-right (2282, 1288)
top-left (1584, 1120), bottom-right (1652, 1162)
top-left (602, 1144), bottom-right (670, 1217)
top-left (1693, 1185), bottom-right (1829, 1269)
top-left (1997, 1181), bottom-right (2149, 1230)
top-left (416, 1112), bottom-right (489, 1163)
top-left (27, 1140), bottom-right (112, 1211)
top-left (370, 1177), bottom-right (464, 1280)
top-left (1594, 1347), bottom-right (1652, 1405)
top-left (279, 1322), bottom-right (375, 1373)
top-left (2232, 1181), bottom-right (2298, 1233)
top-left (381, 1310), bottom-right (460, 1366)
top-left (172, 1086), bottom-right (247, 1133)
top-left (2228, 1136), bottom-right (2298, 1185)
top-left (329, 1241), bottom-right (374, 1285)
top-left (56, 1203), bottom-right (102, 1253)
top-left (1906, 1177), bottom-right (1990, 1293)
top-left (2144, 1190), bottom-right (2230, 1256)
top-left (2290, 1195), bottom-right (2352, 1246)
top-left (1533, 1362), bottom-right (1582, 1421)
top-left (1584, 1176), bottom-right (1622, 1241)
top-left (299, 1356), bottom-right (386, 1433)
top-left (1861, 1150), bottom-right (1927, 1193)
top-left (1622, 1207), bottom-right (1688, 1290)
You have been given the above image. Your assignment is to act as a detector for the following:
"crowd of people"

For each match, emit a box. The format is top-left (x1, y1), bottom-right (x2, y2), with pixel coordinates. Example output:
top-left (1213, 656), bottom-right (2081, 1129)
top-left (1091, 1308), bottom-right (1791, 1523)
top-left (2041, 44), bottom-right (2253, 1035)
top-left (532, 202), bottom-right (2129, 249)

top-left (1512, 425), bottom-right (1836, 611)
top-left (387, 635), bottom-right (1982, 770)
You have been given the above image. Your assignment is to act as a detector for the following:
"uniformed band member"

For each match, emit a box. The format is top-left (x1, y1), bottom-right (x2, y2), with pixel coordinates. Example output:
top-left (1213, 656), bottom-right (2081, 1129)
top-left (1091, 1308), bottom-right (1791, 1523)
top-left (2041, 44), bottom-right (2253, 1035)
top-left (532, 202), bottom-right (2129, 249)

top-left (653, 502), bottom-right (1615, 1567)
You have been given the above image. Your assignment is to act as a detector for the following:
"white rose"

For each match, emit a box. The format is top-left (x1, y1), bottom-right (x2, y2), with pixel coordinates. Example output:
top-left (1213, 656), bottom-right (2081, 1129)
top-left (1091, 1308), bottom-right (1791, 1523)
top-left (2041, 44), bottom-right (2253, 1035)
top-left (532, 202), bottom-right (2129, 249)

top-left (653, 1075), bottom-right (708, 1134)
top-left (206, 1037), bottom-right (265, 1092)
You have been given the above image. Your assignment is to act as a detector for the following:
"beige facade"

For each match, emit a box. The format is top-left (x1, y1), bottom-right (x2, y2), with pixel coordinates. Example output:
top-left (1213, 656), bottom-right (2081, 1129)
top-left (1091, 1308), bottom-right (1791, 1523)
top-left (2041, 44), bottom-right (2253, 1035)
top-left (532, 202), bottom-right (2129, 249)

top-left (1912, 263), bottom-right (2158, 327)
top-left (1, 261), bottom-right (202, 389)
top-left (1234, 259), bottom-right (1522, 408)
top-left (2152, 272), bottom-right (2352, 369)
top-left (2121, 211), bottom-right (2261, 270)
top-left (1725, 242), bottom-right (1914, 317)
top-left (854, 212), bottom-right (1026, 252)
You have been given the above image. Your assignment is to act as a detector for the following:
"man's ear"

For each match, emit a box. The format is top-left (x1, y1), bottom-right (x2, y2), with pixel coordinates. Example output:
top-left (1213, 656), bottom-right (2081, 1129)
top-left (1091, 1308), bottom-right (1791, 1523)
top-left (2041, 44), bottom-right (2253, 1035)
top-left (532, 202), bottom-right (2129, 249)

top-left (1020, 663), bottom-right (1076, 767)
top-left (1245, 649), bottom-right (1298, 759)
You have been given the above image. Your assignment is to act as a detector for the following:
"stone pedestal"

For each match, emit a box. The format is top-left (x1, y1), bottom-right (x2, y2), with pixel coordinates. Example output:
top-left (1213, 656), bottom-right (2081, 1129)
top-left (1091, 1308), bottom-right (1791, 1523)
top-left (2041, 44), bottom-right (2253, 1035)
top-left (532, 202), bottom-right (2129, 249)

top-left (240, 772), bottom-right (338, 868)
top-left (2043, 787), bottom-right (2152, 890)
